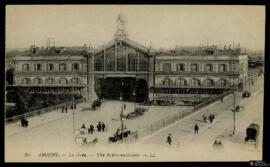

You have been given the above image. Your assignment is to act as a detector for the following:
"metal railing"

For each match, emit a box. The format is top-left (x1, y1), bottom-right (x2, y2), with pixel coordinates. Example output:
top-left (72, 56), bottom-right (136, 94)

top-left (137, 89), bottom-right (233, 139)
top-left (5, 97), bottom-right (86, 124)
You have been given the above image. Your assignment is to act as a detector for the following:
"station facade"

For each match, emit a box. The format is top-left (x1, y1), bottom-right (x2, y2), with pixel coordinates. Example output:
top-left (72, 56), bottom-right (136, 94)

top-left (9, 14), bottom-right (248, 104)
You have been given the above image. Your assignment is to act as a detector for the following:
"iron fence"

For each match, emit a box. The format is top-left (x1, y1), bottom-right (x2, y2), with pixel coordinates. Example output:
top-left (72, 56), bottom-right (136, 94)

top-left (137, 90), bottom-right (233, 139)
top-left (5, 97), bottom-right (86, 124)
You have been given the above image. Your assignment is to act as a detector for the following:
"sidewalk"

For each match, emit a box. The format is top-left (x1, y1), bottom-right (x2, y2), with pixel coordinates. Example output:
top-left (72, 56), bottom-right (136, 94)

top-left (141, 76), bottom-right (264, 148)
top-left (5, 103), bottom-right (87, 137)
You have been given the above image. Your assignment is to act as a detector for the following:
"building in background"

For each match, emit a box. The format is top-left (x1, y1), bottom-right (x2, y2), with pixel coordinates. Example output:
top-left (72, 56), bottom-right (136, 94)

top-left (6, 14), bottom-right (249, 105)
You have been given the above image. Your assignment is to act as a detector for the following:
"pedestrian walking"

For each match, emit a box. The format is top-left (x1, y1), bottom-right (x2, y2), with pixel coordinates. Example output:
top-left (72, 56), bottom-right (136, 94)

top-left (97, 121), bottom-right (101, 131)
top-left (116, 128), bottom-right (120, 136)
top-left (62, 106), bottom-right (64, 113)
top-left (101, 122), bottom-right (105, 132)
top-left (124, 103), bottom-right (126, 110)
top-left (209, 115), bottom-right (213, 123)
top-left (220, 96), bottom-right (223, 103)
top-left (81, 123), bottom-right (86, 129)
top-left (166, 134), bottom-right (172, 145)
top-left (65, 106), bottom-right (67, 113)
top-left (90, 124), bottom-right (94, 135)
top-left (203, 114), bottom-right (207, 122)
top-left (194, 123), bottom-right (199, 134)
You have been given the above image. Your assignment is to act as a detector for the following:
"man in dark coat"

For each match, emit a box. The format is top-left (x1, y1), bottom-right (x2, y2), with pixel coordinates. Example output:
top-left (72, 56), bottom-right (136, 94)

top-left (97, 121), bottom-right (101, 131)
top-left (194, 123), bottom-right (199, 134)
top-left (90, 124), bottom-right (94, 135)
top-left (65, 106), bottom-right (67, 113)
top-left (101, 122), bottom-right (105, 132)
top-left (166, 134), bottom-right (172, 145)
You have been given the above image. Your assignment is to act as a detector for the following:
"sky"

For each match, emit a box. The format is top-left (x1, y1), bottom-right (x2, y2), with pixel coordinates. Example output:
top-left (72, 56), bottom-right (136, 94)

top-left (6, 5), bottom-right (265, 51)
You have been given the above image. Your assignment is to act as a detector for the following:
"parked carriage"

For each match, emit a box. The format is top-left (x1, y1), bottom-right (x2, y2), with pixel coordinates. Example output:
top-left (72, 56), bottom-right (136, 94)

top-left (245, 123), bottom-right (260, 143)
top-left (108, 130), bottom-right (131, 143)
top-left (243, 91), bottom-right (251, 98)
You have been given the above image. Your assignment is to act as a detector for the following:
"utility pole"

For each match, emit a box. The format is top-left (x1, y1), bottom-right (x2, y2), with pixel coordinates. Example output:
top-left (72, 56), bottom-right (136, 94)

top-left (120, 82), bottom-right (125, 143)
top-left (233, 78), bottom-right (236, 135)
top-left (230, 52), bottom-right (236, 136)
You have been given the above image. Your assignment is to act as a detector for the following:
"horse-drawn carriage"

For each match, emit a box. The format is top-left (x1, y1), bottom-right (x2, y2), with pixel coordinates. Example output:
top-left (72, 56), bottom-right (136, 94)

top-left (155, 99), bottom-right (175, 106)
top-left (108, 130), bottom-right (131, 143)
top-left (245, 123), bottom-right (260, 143)
top-left (108, 130), bottom-right (138, 143)
top-left (125, 107), bottom-right (148, 119)
top-left (243, 91), bottom-right (251, 98)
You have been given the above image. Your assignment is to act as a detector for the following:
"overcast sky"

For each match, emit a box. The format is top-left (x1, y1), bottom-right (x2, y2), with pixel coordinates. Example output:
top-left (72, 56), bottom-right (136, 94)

top-left (6, 5), bottom-right (265, 51)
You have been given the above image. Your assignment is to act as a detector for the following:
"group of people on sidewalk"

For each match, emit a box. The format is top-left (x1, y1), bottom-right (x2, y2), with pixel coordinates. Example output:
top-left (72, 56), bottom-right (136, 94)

top-left (61, 106), bottom-right (68, 113)
top-left (61, 103), bottom-right (77, 113)
top-left (81, 121), bottom-right (107, 135)
top-left (202, 113), bottom-right (215, 123)
top-left (166, 123), bottom-right (201, 146)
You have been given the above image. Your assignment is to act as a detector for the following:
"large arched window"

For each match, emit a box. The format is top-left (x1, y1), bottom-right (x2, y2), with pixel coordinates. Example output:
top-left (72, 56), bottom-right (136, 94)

top-left (22, 63), bottom-right (30, 71)
top-left (116, 45), bottom-right (126, 71)
top-left (176, 63), bottom-right (185, 72)
top-left (163, 63), bottom-right (171, 73)
top-left (205, 78), bottom-right (215, 86)
top-left (21, 78), bottom-right (30, 84)
top-left (105, 48), bottom-right (115, 71)
top-left (128, 52), bottom-right (137, 71)
top-left (138, 53), bottom-right (148, 72)
top-left (162, 78), bottom-right (174, 86)
top-left (33, 78), bottom-right (42, 84)
top-left (59, 78), bottom-right (68, 84)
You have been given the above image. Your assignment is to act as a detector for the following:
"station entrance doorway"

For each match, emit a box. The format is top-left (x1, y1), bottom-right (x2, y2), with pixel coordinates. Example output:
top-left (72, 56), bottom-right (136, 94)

top-left (95, 77), bottom-right (148, 103)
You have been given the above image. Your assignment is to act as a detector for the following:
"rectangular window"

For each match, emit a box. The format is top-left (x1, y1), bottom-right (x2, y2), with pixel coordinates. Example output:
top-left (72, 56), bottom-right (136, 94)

top-left (59, 64), bottom-right (66, 71)
top-left (47, 78), bottom-right (53, 84)
top-left (35, 64), bottom-right (42, 71)
top-left (191, 64), bottom-right (198, 71)
top-left (22, 64), bottom-right (29, 71)
top-left (219, 64), bottom-right (226, 72)
top-left (72, 63), bottom-right (79, 70)
top-left (205, 64), bottom-right (212, 72)
top-left (47, 64), bottom-right (54, 71)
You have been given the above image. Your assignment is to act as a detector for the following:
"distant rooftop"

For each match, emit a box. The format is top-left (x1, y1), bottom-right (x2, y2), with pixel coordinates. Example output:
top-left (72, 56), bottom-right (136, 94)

top-left (6, 46), bottom-right (92, 57)
top-left (158, 45), bottom-right (243, 56)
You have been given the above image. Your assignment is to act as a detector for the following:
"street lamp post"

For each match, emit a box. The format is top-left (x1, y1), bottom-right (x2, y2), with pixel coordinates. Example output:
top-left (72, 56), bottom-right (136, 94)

top-left (232, 77), bottom-right (236, 135)
top-left (133, 91), bottom-right (136, 111)
top-left (120, 82), bottom-right (125, 143)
